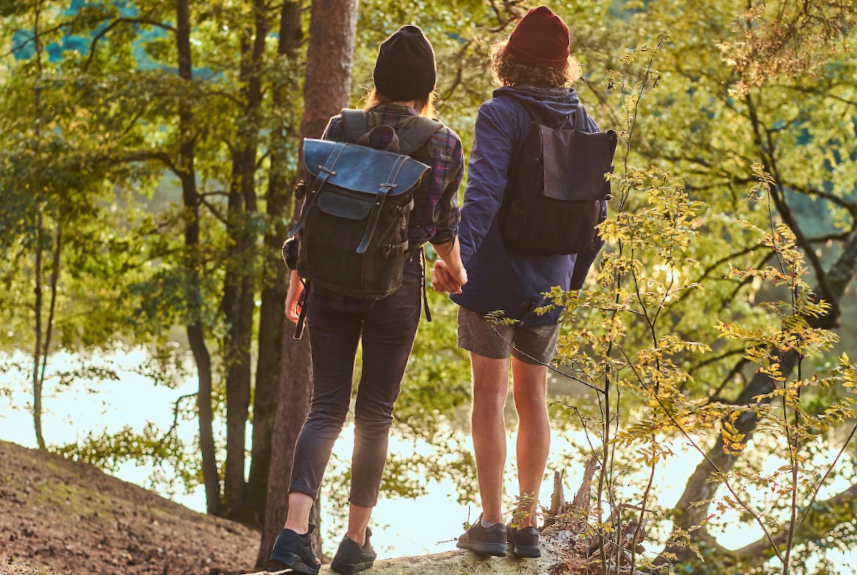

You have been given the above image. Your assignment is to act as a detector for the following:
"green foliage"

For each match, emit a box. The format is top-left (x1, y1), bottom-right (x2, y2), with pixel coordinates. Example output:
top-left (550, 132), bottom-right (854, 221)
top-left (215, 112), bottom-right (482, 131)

top-left (2, 0), bottom-right (856, 569)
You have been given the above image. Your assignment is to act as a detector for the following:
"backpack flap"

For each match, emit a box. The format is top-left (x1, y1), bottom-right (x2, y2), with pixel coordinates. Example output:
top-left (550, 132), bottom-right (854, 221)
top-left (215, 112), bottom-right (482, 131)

top-left (316, 190), bottom-right (374, 220)
top-left (303, 139), bottom-right (431, 198)
top-left (540, 126), bottom-right (618, 201)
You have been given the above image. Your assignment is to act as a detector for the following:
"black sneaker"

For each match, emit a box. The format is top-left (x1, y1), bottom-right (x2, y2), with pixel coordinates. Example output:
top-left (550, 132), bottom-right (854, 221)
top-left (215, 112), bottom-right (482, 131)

top-left (507, 523), bottom-right (541, 558)
top-left (331, 528), bottom-right (377, 575)
top-left (267, 526), bottom-right (321, 575)
top-left (456, 518), bottom-right (507, 557)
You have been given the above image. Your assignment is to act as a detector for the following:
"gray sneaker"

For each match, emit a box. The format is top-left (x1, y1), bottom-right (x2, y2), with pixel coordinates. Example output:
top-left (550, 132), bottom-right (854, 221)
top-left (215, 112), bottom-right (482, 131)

top-left (507, 523), bottom-right (541, 558)
top-left (331, 528), bottom-right (377, 575)
top-left (267, 526), bottom-right (321, 574)
top-left (456, 517), bottom-right (507, 557)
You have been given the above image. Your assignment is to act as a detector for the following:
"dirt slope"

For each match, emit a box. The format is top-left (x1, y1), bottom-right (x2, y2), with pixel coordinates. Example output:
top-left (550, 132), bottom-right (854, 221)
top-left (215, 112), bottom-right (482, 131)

top-left (0, 440), bottom-right (259, 575)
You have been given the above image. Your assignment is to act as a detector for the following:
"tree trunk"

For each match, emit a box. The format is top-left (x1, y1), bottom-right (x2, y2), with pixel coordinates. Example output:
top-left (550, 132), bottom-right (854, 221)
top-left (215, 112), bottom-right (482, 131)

top-left (32, 210), bottom-right (45, 451)
top-left (244, 0), bottom-right (303, 527)
top-left (30, 0), bottom-right (47, 453)
top-left (257, 328), bottom-right (315, 566)
top-left (256, 0), bottom-right (358, 562)
top-left (175, 0), bottom-right (222, 516)
top-left (662, 231), bottom-right (857, 564)
top-left (223, 0), bottom-right (270, 521)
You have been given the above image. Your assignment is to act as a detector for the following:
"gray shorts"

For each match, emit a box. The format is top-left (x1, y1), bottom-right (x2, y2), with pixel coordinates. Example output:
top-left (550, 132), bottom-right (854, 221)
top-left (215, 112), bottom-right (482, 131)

top-left (457, 307), bottom-right (560, 365)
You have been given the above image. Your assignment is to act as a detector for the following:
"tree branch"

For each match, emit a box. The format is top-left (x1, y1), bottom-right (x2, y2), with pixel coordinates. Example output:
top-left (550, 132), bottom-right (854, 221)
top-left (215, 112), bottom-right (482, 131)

top-left (197, 193), bottom-right (229, 224)
top-left (108, 150), bottom-right (181, 176)
top-left (729, 425), bottom-right (857, 560)
top-left (784, 182), bottom-right (857, 217)
top-left (660, 232), bottom-right (857, 566)
top-left (746, 94), bottom-right (838, 310)
top-left (2, 21), bottom-right (73, 58)
top-left (83, 17), bottom-right (176, 72)
top-left (151, 392), bottom-right (198, 459)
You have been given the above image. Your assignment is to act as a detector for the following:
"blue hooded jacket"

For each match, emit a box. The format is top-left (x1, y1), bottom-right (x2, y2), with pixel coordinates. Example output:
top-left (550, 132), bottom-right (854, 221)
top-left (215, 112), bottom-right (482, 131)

top-left (450, 84), bottom-right (604, 326)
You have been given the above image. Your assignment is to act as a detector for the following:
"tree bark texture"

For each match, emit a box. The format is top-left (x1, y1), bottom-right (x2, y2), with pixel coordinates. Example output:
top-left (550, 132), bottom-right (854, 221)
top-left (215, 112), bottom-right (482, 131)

top-left (175, 0), bottom-right (221, 516)
top-left (223, 0), bottom-right (270, 521)
top-left (257, 0), bottom-right (358, 563)
top-left (244, 0), bottom-right (304, 526)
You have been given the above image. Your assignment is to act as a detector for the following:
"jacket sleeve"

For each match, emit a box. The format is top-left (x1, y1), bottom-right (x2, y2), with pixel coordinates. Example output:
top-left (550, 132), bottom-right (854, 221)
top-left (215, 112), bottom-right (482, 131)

top-left (458, 101), bottom-right (520, 266)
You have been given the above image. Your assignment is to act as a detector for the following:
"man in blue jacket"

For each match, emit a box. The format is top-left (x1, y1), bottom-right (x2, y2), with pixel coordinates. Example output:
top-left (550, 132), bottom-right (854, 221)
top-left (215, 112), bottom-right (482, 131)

top-left (433, 5), bottom-right (603, 559)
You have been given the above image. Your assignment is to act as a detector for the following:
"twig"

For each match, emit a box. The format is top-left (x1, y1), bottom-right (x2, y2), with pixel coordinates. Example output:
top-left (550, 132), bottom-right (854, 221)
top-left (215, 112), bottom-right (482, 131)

top-left (151, 393), bottom-right (199, 459)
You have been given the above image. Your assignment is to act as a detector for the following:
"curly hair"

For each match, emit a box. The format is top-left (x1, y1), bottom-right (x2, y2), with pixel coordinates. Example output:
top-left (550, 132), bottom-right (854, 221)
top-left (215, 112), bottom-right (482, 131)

top-left (490, 40), bottom-right (582, 88)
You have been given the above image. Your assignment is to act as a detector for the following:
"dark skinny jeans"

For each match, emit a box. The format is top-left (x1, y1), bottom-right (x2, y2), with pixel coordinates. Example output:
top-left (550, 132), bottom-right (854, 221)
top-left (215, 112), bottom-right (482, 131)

top-left (288, 257), bottom-right (422, 508)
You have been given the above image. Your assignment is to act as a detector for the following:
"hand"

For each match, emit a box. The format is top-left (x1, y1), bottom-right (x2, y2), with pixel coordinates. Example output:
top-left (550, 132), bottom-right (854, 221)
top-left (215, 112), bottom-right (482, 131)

top-left (284, 271), bottom-right (304, 324)
top-left (432, 260), bottom-right (467, 294)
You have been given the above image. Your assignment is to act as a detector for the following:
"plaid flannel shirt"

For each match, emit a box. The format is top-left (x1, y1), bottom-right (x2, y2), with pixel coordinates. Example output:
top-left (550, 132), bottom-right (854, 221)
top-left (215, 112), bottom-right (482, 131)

top-left (322, 104), bottom-right (464, 246)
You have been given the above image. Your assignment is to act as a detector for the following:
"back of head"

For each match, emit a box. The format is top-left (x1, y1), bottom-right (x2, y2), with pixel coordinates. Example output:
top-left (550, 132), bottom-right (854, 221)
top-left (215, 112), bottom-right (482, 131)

top-left (491, 6), bottom-right (581, 88)
top-left (373, 25), bottom-right (437, 102)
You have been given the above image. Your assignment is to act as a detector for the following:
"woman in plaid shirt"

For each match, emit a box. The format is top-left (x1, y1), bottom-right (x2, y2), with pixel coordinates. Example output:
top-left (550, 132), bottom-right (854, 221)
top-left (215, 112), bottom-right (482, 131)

top-left (268, 25), bottom-right (466, 575)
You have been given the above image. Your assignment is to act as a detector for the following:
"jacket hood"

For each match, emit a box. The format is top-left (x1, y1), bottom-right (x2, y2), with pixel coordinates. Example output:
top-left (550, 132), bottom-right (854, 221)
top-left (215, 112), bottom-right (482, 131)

top-left (493, 83), bottom-right (580, 122)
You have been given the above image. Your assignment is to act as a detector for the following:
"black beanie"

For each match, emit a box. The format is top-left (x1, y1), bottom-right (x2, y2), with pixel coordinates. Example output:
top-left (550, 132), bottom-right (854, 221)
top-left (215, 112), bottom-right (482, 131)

top-left (373, 25), bottom-right (437, 102)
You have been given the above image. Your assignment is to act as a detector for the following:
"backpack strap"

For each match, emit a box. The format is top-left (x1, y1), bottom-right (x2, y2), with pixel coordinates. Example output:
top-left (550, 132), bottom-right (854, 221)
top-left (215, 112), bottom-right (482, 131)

top-left (575, 103), bottom-right (589, 131)
top-left (344, 109), bottom-right (442, 155)
top-left (288, 141), bottom-right (346, 238)
top-left (355, 154), bottom-right (410, 254)
top-left (396, 117), bottom-right (444, 155)
top-left (341, 109), bottom-right (370, 143)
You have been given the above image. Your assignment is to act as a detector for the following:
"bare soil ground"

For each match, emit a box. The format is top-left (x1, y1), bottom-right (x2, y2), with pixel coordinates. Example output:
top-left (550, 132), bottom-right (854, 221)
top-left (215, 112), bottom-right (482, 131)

top-left (0, 440), bottom-right (259, 575)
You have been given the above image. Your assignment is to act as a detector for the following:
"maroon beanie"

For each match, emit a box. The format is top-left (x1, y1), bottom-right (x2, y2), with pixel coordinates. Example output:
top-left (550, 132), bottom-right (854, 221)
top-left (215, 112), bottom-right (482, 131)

top-left (506, 6), bottom-right (570, 69)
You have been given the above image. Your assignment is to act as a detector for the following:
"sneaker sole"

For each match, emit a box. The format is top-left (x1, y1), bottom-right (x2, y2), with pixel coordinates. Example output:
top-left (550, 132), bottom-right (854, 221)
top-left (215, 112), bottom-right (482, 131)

top-left (511, 544), bottom-right (541, 558)
top-left (457, 540), bottom-right (507, 557)
top-left (331, 558), bottom-right (375, 574)
top-left (268, 553), bottom-right (321, 575)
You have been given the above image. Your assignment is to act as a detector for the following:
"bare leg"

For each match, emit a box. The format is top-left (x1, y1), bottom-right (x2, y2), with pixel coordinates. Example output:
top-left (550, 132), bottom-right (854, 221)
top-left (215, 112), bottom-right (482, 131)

top-left (284, 492), bottom-right (314, 533)
top-left (470, 352), bottom-right (510, 525)
top-left (512, 356), bottom-right (550, 528)
top-left (345, 504), bottom-right (372, 546)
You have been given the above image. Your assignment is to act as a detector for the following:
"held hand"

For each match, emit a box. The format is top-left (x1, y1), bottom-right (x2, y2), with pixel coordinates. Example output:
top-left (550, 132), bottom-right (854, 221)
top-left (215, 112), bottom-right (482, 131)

top-left (449, 263), bottom-right (468, 289)
top-left (432, 260), bottom-right (467, 294)
top-left (284, 272), bottom-right (304, 324)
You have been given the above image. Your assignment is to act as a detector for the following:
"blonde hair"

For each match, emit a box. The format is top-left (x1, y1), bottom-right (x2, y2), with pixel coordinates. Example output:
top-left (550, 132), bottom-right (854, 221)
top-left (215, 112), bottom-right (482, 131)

top-left (489, 40), bottom-right (582, 88)
top-left (363, 88), bottom-right (436, 118)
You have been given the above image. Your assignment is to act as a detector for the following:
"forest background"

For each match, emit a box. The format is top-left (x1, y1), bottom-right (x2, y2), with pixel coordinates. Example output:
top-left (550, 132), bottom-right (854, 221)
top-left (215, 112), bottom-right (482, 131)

top-left (1, 0), bottom-right (856, 573)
